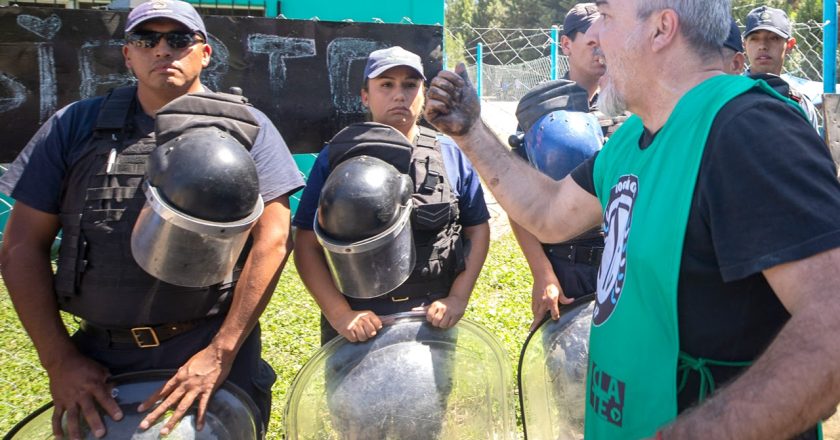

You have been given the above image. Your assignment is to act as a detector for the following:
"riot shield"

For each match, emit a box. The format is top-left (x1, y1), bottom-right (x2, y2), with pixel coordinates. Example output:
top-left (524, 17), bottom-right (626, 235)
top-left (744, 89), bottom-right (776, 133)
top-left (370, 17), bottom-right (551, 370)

top-left (285, 312), bottom-right (517, 439)
top-left (4, 370), bottom-right (259, 440)
top-left (519, 295), bottom-right (595, 440)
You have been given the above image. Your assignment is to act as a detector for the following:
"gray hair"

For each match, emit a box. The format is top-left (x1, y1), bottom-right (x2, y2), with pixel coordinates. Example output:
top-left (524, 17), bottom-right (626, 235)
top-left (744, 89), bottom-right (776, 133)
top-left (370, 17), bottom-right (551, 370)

top-left (637, 0), bottom-right (731, 58)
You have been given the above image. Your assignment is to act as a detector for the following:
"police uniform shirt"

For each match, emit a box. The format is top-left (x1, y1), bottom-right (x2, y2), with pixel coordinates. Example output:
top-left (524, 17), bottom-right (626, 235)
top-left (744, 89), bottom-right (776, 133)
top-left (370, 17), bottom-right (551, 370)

top-left (293, 135), bottom-right (490, 231)
top-left (2, 95), bottom-right (304, 213)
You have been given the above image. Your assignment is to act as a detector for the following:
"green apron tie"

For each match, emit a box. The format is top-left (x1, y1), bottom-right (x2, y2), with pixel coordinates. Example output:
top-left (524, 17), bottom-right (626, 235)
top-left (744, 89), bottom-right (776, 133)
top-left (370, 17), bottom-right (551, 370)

top-left (676, 351), bottom-right (751, 403)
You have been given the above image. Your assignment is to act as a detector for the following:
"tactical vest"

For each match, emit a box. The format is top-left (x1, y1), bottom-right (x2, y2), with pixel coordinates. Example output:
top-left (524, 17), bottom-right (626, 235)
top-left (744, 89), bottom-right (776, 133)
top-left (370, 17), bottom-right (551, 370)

top-left (54, 87), bottom-right (260, 327)
top-left (327, 126), bottom-right (466, 299)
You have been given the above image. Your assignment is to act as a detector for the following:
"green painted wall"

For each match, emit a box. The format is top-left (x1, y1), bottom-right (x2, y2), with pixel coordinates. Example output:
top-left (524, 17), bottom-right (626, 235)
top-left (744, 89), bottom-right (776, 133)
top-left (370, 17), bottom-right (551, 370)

top-left (278, 0), bottom-right (443, 24)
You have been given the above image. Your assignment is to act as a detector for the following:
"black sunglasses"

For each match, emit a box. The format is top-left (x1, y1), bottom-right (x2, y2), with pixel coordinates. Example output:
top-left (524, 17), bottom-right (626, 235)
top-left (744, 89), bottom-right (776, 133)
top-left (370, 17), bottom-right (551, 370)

top-left (125, 30), bottom-right (204, 49)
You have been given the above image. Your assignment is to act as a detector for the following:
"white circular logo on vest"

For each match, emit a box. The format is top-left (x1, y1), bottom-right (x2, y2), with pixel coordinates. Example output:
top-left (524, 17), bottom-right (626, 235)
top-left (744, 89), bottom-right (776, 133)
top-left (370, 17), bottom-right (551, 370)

top-left (593, 174), bottom-right (638, 326)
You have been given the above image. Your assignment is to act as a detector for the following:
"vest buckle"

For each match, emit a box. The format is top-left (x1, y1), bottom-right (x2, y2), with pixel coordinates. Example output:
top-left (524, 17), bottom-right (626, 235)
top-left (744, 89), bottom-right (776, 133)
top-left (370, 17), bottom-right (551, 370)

top-left (131, 327), bottom-right (160, 348)
top-left (421, 170), bottom-right (442, 193)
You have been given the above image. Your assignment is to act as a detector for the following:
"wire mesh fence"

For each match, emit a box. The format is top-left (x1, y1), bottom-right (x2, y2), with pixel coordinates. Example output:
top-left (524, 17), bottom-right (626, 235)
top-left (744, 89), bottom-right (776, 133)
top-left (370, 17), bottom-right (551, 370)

top-left (447, 16), bottom-right (836, 106)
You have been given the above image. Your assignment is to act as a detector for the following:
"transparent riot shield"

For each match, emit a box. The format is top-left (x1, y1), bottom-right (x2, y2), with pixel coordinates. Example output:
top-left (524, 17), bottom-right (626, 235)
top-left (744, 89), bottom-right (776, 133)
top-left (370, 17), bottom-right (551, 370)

top-left (285, 311), bottom-right (517, 440)
top-left (519, 295), bottom-right (594, 440)
top-left (4, 370), bottom-right (260, 440)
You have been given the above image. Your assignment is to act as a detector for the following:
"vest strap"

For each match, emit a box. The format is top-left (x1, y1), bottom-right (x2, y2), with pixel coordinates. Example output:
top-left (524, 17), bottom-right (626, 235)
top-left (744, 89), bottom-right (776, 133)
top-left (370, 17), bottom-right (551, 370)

top-left (94, 86), bottom-right (136, 132)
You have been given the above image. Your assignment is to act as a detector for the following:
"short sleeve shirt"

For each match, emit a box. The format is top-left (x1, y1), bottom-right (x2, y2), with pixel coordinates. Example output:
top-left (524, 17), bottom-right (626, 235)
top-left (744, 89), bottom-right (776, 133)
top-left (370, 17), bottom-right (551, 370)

top-left (2, 92), bottom-right (304, 213)
top-left (571, 90), bottom-right (840, 414)
top-left (293, 134), bottom-right (490, 230)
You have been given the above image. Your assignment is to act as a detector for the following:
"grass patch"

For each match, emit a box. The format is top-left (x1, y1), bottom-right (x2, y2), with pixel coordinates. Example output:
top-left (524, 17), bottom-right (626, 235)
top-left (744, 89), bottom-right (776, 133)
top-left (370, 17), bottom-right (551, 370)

top-left (0, 232), bottom-right (535, 438)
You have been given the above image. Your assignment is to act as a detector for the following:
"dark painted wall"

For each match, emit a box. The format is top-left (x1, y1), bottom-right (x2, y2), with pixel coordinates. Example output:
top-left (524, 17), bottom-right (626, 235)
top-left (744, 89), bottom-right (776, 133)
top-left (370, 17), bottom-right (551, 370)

top-left (0, 6), bottom-right (443, 162)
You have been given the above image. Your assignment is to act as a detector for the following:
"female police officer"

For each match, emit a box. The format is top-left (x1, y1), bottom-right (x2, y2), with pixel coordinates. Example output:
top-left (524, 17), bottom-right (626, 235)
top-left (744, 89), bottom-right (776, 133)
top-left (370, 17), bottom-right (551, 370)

top-left (292, 46), bottom-right (490, 344)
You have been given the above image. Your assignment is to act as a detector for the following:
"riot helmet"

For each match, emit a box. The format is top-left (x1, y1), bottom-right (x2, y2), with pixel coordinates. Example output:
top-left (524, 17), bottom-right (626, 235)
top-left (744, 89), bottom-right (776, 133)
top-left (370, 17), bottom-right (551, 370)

top-left (523, 110), bottom-right (603, 181)
top-left (314, 154), bottom-right (415, 299)
top-left (515, 79), bottom-right (602, 181)
top-left (515, 79), bottom-right (590, 132)
top-left (131, 93), bottom-right (264, 288)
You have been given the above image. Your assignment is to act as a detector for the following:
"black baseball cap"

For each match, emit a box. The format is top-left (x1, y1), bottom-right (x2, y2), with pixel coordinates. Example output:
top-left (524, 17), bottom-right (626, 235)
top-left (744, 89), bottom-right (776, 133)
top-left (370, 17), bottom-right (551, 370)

top-left (724, 18), bottom-right (744, 52)
top-left (563, 3), bottom-right (599, 37)
top-left (744, 6), bottom-right (791, 39)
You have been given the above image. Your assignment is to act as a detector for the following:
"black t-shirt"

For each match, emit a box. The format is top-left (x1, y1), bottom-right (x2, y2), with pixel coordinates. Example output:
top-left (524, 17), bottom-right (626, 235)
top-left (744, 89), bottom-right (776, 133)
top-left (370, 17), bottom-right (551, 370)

top-left (571, 91), bottom-right (840, 420)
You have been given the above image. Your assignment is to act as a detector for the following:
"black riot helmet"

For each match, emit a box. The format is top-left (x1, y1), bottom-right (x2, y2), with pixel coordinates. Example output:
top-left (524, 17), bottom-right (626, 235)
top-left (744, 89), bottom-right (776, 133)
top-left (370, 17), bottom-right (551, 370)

top-left (146, 127), bottom-right (260, 222)
top-left (317, 155), bottom-right (412, 242)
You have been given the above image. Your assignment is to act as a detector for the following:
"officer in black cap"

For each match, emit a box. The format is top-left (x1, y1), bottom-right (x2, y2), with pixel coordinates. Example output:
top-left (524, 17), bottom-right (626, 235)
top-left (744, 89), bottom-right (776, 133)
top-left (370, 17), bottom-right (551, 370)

top-left (0, 1), bottom-right (303, 438)
top-left (743, 5), bottom-right (820, 131)
top-left (560, 3), bottom-right (605, 105)
top-left (722, 18), bottom-right (746, 75)
top-left (293, 46), bottom-right (491, 344)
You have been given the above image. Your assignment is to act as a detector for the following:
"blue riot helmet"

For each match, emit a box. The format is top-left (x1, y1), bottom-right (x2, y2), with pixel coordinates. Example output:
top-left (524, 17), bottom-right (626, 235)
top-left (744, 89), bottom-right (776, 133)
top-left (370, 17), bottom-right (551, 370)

top-left (522, 110), bottom-right (603, 181)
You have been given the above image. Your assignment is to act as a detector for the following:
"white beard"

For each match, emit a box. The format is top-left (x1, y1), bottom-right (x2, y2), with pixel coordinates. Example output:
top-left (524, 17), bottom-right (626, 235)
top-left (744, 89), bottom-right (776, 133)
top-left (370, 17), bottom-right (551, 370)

top-left (596, 75), bottom-right (628, 117)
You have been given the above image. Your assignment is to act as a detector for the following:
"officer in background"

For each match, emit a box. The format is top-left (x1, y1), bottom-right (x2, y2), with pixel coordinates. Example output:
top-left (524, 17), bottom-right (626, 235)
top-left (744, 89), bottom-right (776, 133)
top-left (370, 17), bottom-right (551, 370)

top-left (293, 46), bottom-right (490, 344)
top-left (0, 1), bottom-right (303, 438)
top-left (508, 3), bottom-right (607, 331)
top-left (559, 3), bottom-right (604, 104)
top-left (743, 5), bottom-right (820, 131)
top-left (722, 18), bottom-right (746, 75)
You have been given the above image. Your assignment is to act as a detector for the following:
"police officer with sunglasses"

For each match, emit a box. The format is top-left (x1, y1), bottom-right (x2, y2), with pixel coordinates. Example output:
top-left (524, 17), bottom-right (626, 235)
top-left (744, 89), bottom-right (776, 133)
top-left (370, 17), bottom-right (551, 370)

top-left (0, 0), bottom-right (303, 438)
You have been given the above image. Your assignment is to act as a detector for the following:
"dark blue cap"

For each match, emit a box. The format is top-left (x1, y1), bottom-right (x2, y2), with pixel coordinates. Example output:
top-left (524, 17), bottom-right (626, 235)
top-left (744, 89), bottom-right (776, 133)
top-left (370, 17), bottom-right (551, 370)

top-left (563, 3), bottom-right (599, 37)
top-left (724, 18), bottom-right (744, 52)
top-left (126, 0), bottom-right (207, 39)
top-left (744, 6), bottom-right (791, 39)
top-left (363, 46), bottom-right (425, 80)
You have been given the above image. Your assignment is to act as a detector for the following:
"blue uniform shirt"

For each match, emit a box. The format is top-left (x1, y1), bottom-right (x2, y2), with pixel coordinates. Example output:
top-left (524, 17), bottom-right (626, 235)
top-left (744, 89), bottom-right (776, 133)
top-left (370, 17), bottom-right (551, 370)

top-left (293, 134), bottom-right (490, 230)
top-left (1, 94), bottom-right (304, 212)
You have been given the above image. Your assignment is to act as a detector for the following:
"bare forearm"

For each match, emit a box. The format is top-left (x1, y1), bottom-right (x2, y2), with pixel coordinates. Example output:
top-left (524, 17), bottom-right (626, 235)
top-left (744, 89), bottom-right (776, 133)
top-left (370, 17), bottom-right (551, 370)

top-left (510, 220), bottom-right (554, 279)
top-left (212, 200), bottom-right (292, 355)
top-left (1, 244), bottom-right (76, 370)
top-left (451, 122), bottom-right (600, 243)
top-left (293, 230), bottom-right (352, 319)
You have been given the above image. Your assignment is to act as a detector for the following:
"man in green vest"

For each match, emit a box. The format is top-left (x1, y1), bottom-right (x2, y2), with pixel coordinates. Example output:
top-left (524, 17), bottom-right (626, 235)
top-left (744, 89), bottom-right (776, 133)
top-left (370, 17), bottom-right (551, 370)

top-left (424, 0), bottom-right (840, 439)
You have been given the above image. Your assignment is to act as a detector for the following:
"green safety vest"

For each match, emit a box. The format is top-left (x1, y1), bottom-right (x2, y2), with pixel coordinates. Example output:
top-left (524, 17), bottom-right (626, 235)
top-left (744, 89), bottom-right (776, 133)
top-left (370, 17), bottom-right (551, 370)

top-left (585, 74), bottom-right (803, 439)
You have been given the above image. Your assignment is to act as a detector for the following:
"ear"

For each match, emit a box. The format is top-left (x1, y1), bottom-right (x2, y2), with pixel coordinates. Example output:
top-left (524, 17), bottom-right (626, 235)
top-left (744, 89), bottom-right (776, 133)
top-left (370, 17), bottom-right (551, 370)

top-left (360, 88), bottom-right (369, 108)
top-left (201, 43), bottom-right (212, 68)
top-left (786, 37), bottom-right (797, 51)
top-left (651, 9), bottom-right (679, 53)
top-left (560, 35), bottom-right (573, 56)
top-left (732, 52), bottom-right (747, 73)
top-left (123, 45), bottom-right (132, 70)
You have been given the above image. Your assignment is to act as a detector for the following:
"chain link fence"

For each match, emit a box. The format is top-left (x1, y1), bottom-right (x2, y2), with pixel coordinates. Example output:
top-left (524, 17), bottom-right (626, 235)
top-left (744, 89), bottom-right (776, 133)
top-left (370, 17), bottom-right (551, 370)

top-left (447, 14), bottom-right (836, 105)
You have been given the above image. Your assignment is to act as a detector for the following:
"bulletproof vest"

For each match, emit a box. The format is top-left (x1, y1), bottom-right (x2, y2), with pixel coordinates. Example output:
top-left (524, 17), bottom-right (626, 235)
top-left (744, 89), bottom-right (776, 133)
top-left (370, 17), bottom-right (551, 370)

top-left (54, 87), bottom-right (260, 327)
top-left (328, 126), bottom-right (465, 299)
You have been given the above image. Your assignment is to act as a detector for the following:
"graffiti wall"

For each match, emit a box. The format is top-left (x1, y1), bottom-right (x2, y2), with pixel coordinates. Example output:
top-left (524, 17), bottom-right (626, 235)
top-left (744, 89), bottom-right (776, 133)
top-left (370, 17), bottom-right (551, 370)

top-left (0, 6), bottom-right (444, 162)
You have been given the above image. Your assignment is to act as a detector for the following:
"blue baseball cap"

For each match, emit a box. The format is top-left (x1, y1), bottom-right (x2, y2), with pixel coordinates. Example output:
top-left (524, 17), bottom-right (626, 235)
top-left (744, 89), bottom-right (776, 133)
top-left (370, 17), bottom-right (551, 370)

top-left (744, 6), bottom-right (791, 39)
top-left (724, 18), bottom-right (744, 53)
top-left (126, 0), bottom-right (207, 39)
top-left (363, 46), bottom-right (426, 80)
